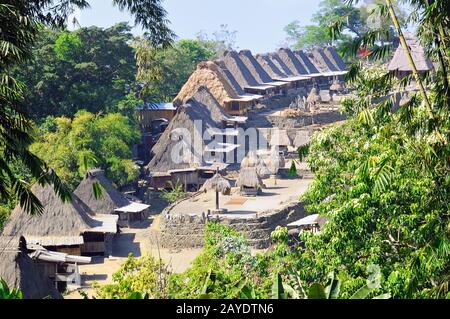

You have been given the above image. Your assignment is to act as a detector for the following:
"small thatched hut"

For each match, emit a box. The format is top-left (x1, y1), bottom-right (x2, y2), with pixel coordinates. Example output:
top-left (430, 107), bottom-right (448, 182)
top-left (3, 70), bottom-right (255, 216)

top-left (236, 167), bottom-right (265, 196)
top-left (1, 184), bottom-right (117, 257)
top-left (220, 50), bottom-right (275, 96)
top-left (388, 33), bottom-right (433, 78)
top-left (200, 171), bottom-right (231, 212)
top-left (0, 236), bottom-right (61, 299)
top-left (270, 129), bottom-right (291, 153)
top-left (307, 87), bottom-right (322, 107)
top-left (293, 130), bottom-right (312, 149)
top-left (74, 169), bottom-right (149, 227)
top-left (147, 87), bottom-right (237, 189)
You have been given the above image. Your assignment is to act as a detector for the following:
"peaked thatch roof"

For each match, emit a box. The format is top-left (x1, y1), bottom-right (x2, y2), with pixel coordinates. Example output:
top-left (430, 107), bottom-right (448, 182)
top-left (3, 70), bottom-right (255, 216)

top-left (293, 50), bottom-right (320, 74)
top-left (307, 87), bottom-right (321, 103)
top-left (2, 184), bottom-right (101, 243)
top-left (323, 47), bottom-right (346, 71)
top-left (239, 50), bottom-right (274, 84)
top-left (201, 173), bottom-right (231, 194)
top-left (255, 54), bottom-right (288, 79)
top-left (147, 87), bottom-right (228, 174)
top-left (174, 61), bottom-right (241, 106)
top-left (293, 130), bottom-right (312, 148)
top-left (277, 48), bottom-right (309, 76)
top-left (310, 48), bottom-right (339, 72)
top-left (388, 34), bottom-right (433, 72)
top-left (268, 52), bottom-right (296, 76)
top-left (270, 129), bottom-right (291, 147)
top-left (214, 59), bottom-right (246, 95)
top-left (0, 236), bottom-right (62, 299)
top-left (74, 169), bottom-right (131, 215)
top-left (241, 151), bottom-right (260, 168)
top-left (220, 50), bottom-right (265, 89)
top-left (236, 167), bottom-right (265, 189)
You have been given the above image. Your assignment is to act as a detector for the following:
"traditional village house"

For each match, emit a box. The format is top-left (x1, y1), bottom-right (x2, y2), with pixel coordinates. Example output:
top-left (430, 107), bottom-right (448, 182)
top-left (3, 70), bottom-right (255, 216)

top-left (293, 49), bottom-right (328, 87)
top-left (388, 33), bottom-right (433, 79)
top-left (238, 50), bottom-right (289, 96)
top-left (236, 153), bottom-right (265, 196)
top-left (147, 87), bottom-right (238, 190)
top-left (74, 169), bottom-right (150, 227)
top-left (1, 184), bottom-right (117, 257)
top-left (270, 129), bottom-right (292, 154)
top-left (174, 61), bottom-right (261, 115)
top-left (219, 50), bottom-right (276, 96)
top-left (0, 236), bottom-right (61, 299)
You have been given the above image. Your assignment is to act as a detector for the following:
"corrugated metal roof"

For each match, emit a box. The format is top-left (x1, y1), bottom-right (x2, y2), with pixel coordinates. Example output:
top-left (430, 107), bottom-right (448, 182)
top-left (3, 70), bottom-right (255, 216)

top-left (138, 102), bottom-right (176, 111)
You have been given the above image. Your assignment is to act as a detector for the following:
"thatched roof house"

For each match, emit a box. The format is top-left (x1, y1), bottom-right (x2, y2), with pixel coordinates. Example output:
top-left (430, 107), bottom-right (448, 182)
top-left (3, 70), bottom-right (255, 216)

top-left (2, 184), bottom-right (117, 256)
top-left (74, 169), bottom-right (131, 216)
top-left (270, 129), bottom-right (291, 147)
top-left (388, 34), bottom-right (433, 75)
top-left (238, 50), bottom-right (288, 92)
top-left (323, 47), bottom-right (346, 71)
top-left (236, 167), bottom-right (265, 196)
top-left (310, 47), bottom-right (340, 73)
top-left (220, 50), bottom-right (276, 95)
top-left (174, 61), bottom-right (261, 115)
top-left (255, 54), bottom-right (288, 80)
top-left (147, 87), bottom-right (237, 187)
top-left (74, 169), bottom-right (149, 227)
top-left (0, 237), bottom-right (61, 299)
top-left (277, 48), bottom-right (309, 76)
top-left (293, 50), bottom-right (321, 74)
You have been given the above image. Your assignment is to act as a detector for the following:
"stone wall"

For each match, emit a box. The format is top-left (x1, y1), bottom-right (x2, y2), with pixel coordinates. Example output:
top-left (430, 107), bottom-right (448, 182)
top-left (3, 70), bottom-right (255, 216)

top-left (160, 200), bottom-right (307, 249)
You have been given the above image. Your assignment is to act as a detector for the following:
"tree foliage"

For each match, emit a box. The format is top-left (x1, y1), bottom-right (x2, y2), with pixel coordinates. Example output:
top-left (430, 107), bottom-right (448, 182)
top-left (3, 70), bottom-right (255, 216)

top-left (30, 111), bottom-right (140, 188)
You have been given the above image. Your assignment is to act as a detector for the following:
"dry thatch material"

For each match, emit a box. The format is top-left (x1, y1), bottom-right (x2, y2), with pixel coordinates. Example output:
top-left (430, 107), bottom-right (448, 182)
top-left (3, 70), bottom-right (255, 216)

top-left (294, 50), bottom-right (320, 74)
top-left (220, 50), bottom-right (262, 89)
top-left (255, 54), bottom-right (288, 79)
top-left (0, 236), bottom-right (61, 299)
top-left (147, 87), bottom-right (229, 174)
top-left (277, 48), bottom-right (309, 75)
top-left (74, 169), bottom-right (131, 215)
top-left (201, 173), bottom-right (231, 195)
top-left (265, 151), bottom-right (286, 174)
top-left (268, 52), bottom-right (296, 76)
top-left (270, 130), bottom-right (291, 147)
top-left (241, 151), bottom-right (260, 168)
top-left (2, 184), bottom-right (101, 243)
top-left (214, 59), bottom-right (246, 95)
top-left (294, 130), bottom-right (312, 148)
top-left (174, 61), bottom-right (240, 106)
top-left (388, 34), bottom-right (433, 72)
top-left (239, 50), bottom-right (274, 84)
top-left (236, 167), bottom-right (265, 189)
top-left (330, 79), bottom-right (344, 92)
top-left (280, 109), bottom-right (310, 118)
top-left (307, 87), bottom-right (321, 103)
top-left (310, 48), bottom-right (339, 72)
top-left (324, 47), bottom-right (346, 71)
top-left (256, 160), bottom-right (271, 179)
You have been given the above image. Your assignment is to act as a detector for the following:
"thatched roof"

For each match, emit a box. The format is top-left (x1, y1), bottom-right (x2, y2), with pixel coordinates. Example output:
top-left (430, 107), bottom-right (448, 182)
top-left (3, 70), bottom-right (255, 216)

top-left (323, 47), bottom-right (346, 71)
top-left (293, 130), bottom-right (312, 148)
top-left (74, 169), bottom-right (131, 215)
top-left (256, 160), bottom-right (271, 179)
top-left (2, 184), bottom-right (102, 244)
top-left (310, 48), bottom-right (339, 72)
top-left (267, 52), bottom-right (296, 77)
top-left (307, 87), bottom-right (321, 103)
top-left (239, 50), bottom-right (275, 84)
top-left (277, 48), bottom-right (309, 75)
top-left (0, 236), bottom-right (62, 299)
top-left (220, 50), bottom-right (273, 90)
top-left (201, 173), bottom-right (231, 194)
top-left (236, 167), bottom-right (265, 189)
top-left (293, 50), bottom-right (320, 74)
top-left (270, 129), bottom-right (291, 147)
top-left (265, 151), bottom-right (286, 174)
top-left (147, 87), bottom-right (228, 174)
top-left (241, 151), bottom-right (260, 168)
top-left (174, 61), bottom-right (241, 106)
top-left (214, 59), bottom-right (246, 95)
top-left (330, 79), bottom-right (344, 92)
top-left (255, 54), bottom-right (288, 79)
top-left (388, 34), bottom-right (433, 72)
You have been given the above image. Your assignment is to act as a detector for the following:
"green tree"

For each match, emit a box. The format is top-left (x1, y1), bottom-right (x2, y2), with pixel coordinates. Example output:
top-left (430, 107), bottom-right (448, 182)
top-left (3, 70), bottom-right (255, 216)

top-left (0, 0), bottom-right (173, 214)
top-left (30, 111), bottom-right (140, 188)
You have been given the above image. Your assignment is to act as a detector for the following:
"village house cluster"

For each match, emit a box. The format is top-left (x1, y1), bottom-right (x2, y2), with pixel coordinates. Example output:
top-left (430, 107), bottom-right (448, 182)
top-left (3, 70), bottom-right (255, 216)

top-left (0, 35), bottom-right (433, 298)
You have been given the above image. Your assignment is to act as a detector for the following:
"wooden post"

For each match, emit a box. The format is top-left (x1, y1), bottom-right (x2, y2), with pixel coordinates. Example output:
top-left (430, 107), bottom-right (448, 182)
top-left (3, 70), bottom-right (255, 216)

top-left (215, 190), bottom-right (219, 211)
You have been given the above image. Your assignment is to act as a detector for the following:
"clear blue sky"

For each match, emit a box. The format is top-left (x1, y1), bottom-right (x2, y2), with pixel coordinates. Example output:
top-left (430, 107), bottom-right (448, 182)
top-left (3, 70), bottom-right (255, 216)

top-left (71, 0), bottom-right (321, 54)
